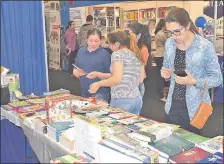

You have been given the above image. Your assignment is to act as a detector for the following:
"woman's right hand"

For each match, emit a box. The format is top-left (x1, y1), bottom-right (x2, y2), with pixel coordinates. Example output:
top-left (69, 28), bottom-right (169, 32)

top-left (161, 67), bottom-right (171, 79)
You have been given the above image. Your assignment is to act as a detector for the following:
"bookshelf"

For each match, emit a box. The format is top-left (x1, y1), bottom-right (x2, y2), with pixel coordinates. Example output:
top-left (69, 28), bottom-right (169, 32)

top-left (93, 6), bottom-right (121, 40)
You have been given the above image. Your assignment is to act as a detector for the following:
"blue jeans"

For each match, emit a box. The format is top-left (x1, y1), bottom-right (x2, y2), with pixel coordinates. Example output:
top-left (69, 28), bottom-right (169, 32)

top-left (110, 96), bottom-right (143, 115)
top-left (82, 92), bottom-right (110, 103)
top-left (139, 83), bottom-right (145, 98)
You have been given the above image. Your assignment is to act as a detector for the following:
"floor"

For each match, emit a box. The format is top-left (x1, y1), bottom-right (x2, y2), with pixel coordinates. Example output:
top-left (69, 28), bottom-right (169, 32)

top-left (48, 67), bottom-right (223, 138)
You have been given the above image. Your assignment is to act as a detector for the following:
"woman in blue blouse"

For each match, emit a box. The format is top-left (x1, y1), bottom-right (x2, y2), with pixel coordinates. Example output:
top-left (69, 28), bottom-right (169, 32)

top-left (73, 28), bottom-right (111, 102)
top-left (161, 8), bottom-right (223, 134)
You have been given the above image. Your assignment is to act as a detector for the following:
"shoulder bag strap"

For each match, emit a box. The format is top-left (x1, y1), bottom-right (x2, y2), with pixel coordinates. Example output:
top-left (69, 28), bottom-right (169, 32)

top-left (200, 81), bottom-right (207, 101)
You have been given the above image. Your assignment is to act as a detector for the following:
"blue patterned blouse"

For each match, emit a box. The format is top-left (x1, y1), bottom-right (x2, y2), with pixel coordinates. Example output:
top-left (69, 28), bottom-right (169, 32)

top-left (163, 34), bottom-right (223, 120)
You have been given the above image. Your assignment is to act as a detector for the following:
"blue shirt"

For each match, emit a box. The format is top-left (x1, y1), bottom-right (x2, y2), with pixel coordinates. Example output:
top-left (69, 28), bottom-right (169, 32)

top-left (75, 46), bottom-right (111, 96)
top-left (163, 34), bottom-right (223, 120)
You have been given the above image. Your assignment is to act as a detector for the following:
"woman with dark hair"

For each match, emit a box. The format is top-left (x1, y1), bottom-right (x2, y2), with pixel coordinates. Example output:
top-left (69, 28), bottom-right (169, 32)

top-left (154, 19), bottom-right (168, 102)
top-left (87, 30), bottom-right (144, 115)
top-left (64, 21), bottom-right (78, 75)
top-left (161, 7), bottom-right (222, 134)
top-left (126, 22), bottom-right (151, 99)
top-left (73, 28), bottom-right (111, 102)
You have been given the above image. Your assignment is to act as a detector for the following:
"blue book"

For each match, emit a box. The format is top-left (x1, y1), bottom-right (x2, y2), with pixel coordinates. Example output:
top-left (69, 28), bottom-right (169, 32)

top-left (197, 152), bottom-right (223, 163)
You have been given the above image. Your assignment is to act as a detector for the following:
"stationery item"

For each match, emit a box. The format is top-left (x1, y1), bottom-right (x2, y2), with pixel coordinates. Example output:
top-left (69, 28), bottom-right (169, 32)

top-left (169, 147), bottom-right (211, 163)
top-left (197, 152), bottom-right (223, 163)
top-left (190, 81), bottom-right (213, 129)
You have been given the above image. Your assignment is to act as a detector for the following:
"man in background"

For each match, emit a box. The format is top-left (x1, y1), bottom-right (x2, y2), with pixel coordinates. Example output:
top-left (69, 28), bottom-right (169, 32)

top-left (77, 15), bottom-right (95, 47)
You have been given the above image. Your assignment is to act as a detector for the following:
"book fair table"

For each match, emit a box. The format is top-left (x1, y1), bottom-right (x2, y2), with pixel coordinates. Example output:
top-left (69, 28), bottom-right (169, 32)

top-left (1, 90), bottom-right (223, 163)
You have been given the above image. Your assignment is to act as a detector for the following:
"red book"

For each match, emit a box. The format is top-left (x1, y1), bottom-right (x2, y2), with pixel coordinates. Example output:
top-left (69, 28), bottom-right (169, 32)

top-left (169, 147), bottom-right (211, 163)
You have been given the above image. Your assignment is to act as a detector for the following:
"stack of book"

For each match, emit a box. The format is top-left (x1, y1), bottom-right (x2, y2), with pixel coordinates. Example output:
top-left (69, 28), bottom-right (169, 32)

top-left (47, 121), bottom-right (74, 142)
top-left (148, 135), bottom-right (195, 163)
top-left (196, 136), bottom-right (223, 154)
top-left (59, 127), bottom-right (76, 152)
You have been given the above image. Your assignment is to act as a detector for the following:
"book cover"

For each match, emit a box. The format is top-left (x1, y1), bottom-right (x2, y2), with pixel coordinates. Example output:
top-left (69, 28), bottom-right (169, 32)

top-left (197, 136), bottom-right (223, 154)
top-left (50, 153), bottom-right (89, 163)
top-left (197, 152), bottom-right (223, 163)
top-left (169, 147), bottom-right (211, 163)
top-left (118, 116), bottom-right (148, 125)
top-left (148, 135), bottom-right (195, 158)
top-left (8, 101), bottom-right (31, 108)
top-left (173, 129), bottom-right (209, 144)
top-left (109, 112), bottom-right (134, 120)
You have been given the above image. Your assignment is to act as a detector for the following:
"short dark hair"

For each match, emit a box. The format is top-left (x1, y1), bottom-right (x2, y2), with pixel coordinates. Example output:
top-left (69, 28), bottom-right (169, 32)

top-left (86, 15), bottom-right (93, 22)
top-left (87, 28), bottom-right (102, 39)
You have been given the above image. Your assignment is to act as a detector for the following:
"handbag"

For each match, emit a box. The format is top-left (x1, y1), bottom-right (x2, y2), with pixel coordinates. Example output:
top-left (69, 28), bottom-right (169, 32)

top-left (1, 86), bottom-right (10, 105)
top-left (190, 81), bottom-right (213, 129)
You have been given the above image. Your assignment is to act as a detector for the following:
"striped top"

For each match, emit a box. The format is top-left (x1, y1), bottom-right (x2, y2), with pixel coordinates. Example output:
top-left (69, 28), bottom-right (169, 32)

top-left (110, 49), bottom-right (141, 99)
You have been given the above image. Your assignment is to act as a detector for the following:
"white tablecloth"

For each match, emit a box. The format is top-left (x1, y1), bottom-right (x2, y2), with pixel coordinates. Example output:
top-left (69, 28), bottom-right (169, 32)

top-left (1, 107), bottom-right (72, 163)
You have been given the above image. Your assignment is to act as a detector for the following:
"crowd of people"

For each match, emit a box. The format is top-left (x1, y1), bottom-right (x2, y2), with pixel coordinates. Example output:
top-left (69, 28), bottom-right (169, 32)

top-left (63, 7), bottom-right (223, 134)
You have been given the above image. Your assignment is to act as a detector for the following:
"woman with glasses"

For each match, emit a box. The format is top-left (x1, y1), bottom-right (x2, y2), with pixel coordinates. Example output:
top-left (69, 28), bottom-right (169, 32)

top-left (161, 8), bottom-right (222, 134)
top-left (154, 19), bottom-right (168, 102)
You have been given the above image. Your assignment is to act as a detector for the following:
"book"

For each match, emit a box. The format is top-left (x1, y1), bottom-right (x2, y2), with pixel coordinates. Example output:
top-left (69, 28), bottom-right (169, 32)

top-left (169, 147), bottom-right (211, 163)
top-left (117, 116), bottom-right (148, 125)
top-left (50, 154), bottom-right (90, 163)
top-left (173, 129), bottom-right (209, 144)
top-left (8, 101), bottom-right (31, 108)
top-left (196, 136), bottom-right (223, 154)
top-left (140, 123), bottom-right (173, 142)
top-left (99, 138), bottom-right (159, 163)
top-left (109, 112), bottom-right (134, 120)
top-left (11, 104), bottom-right (44, 115)
top-left (197, 152), bottom-right (223, 163)
top-left (148, 135), bottom-right (195, 159)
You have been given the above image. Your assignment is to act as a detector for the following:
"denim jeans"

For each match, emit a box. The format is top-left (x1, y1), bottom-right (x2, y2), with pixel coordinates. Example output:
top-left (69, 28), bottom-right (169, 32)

top-left (82, 92), bottom-right (110, 103)
top-left (110, 96), bottom-right (143, 115)
top-left (139, 83), bottom-right (145, 98)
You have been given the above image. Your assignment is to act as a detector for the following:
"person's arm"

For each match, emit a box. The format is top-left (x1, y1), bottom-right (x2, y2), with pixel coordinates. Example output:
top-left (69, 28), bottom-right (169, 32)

top-left (194, 42), bottom-right (223, 89)
top-left (139, 64), bottom-right (146, 83)
top-left (98, 61), bottom-right (123, 87)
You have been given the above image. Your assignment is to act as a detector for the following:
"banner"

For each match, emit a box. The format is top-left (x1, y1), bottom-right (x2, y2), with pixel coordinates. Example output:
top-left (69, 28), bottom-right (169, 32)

top-left (45, 1), bottom-right (61, 70)
top-left (203, 1), bottom-right (223, 56)
top-left (204, 1), bottom-right (224, 103)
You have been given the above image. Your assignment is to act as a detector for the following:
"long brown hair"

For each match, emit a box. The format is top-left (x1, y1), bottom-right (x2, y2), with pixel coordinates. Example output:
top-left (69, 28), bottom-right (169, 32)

top-left (165, 7), bottom-right (199, 35)
top-left (107, 30), bottom-right (144, 64)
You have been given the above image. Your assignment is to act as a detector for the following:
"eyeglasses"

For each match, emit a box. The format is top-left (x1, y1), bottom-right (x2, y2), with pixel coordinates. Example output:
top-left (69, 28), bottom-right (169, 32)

top-left (164, 26), bottom-right (184, 37)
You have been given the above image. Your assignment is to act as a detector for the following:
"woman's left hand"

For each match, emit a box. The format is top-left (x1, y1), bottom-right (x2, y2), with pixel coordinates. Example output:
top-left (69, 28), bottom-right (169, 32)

top-left (88, 82), bottom-right (100, 94)
top-left (174, 70), bottom-right (197, 85)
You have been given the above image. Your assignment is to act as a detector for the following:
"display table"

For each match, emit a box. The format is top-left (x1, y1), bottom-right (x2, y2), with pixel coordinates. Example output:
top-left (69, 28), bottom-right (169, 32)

top-left (1, 107), bottom-right (72, 163)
